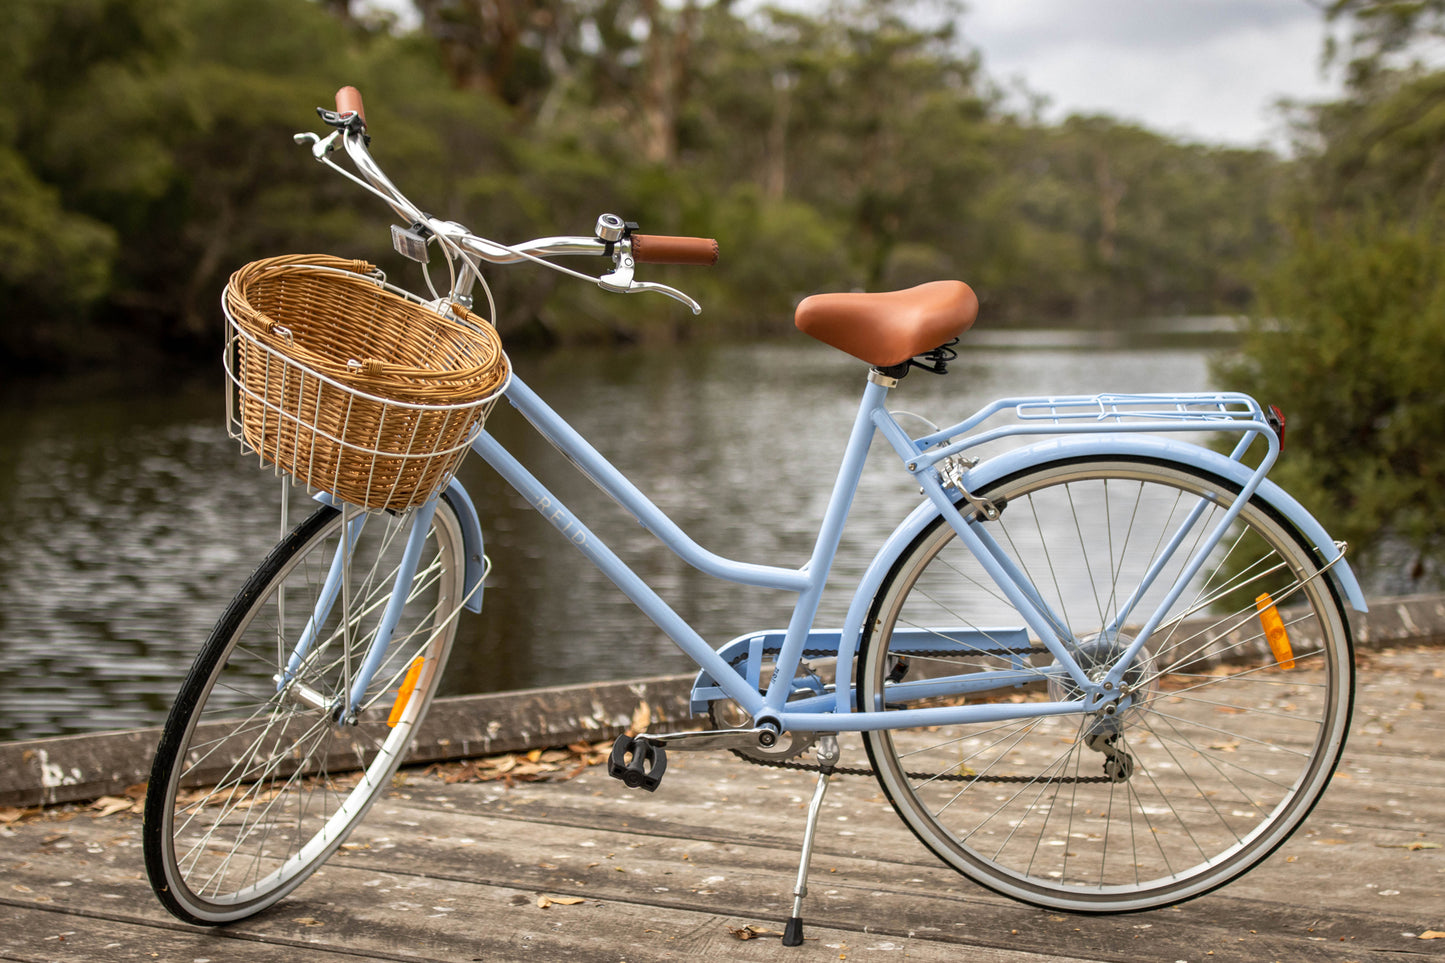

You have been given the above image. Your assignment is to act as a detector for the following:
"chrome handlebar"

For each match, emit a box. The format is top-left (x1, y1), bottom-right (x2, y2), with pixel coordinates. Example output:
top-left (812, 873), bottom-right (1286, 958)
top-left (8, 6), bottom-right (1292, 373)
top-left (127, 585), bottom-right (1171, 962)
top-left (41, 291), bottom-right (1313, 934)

top-left (294, 125), bottom-right (703, 314)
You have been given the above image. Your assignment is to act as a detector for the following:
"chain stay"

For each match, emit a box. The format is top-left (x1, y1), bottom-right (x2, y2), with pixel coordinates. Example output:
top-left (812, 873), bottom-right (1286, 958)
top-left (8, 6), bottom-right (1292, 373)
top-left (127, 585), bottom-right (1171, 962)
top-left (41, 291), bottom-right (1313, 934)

top-left (718, 644), bottom-right (1113, 783)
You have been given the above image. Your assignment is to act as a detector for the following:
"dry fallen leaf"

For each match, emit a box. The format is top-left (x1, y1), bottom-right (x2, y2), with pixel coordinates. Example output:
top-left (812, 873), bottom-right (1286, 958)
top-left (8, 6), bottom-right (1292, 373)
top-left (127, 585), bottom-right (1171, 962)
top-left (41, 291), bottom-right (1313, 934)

top-left (731, 924), bottom-right (783, 940)
top-left (421, 742), bottom-right (608, 786)
top-left (90, 796), bottom-right (135, 819)
top-left (0, 807), bottom-right (29, 825)
top-left (1418, 931), bottom-right (1445, 940)
top-left (631, 701), bottom-right (652, 734)
top-left (536, 895), bottom-right (586, 909)
top-left (1376, 841), bottom-right (1441, 851)
top-left (293, 917), bottom-right (325, 927)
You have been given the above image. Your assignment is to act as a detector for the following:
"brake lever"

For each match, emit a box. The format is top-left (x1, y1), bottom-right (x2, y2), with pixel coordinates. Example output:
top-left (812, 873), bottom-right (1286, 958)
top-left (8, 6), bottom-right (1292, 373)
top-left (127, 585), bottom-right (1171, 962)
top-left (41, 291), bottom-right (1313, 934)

top-left (599, 266), bottom-right (700, 314)
top-left (598, 242), bottom-right (701, 314)
top-left (626, 280), bottom-right (702, 314)
top-left (293, 130), bottom-right (341, 160)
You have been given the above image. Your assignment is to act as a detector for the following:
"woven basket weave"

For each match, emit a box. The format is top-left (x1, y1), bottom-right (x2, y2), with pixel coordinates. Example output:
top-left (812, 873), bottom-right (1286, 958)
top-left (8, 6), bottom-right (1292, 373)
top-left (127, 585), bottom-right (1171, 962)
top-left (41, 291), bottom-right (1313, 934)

top-left (223, 255), bottom-right (509, 512)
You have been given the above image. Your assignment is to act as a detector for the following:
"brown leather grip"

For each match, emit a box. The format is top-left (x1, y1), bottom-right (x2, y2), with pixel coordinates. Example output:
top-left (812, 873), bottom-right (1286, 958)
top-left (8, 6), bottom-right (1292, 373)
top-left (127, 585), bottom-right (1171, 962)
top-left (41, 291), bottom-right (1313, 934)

top-left (336, 85), bottom-right (366, 124)
top-left (631, 234), bottom-right (719, 266)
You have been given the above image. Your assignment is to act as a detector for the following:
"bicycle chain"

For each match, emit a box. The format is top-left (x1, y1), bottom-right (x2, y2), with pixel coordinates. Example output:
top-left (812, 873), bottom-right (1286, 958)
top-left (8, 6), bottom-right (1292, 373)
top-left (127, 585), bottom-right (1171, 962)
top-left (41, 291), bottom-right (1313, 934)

top-left (745, 754), bottom-right (1112, 784)
top-left (719, 645), bottom-right (1114, 785)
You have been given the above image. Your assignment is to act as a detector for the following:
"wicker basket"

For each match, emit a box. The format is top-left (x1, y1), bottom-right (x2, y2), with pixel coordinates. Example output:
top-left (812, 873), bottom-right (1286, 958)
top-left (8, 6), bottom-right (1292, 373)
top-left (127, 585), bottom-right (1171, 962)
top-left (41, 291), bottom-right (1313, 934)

top-left (223, 255), bottom-right (510, 512)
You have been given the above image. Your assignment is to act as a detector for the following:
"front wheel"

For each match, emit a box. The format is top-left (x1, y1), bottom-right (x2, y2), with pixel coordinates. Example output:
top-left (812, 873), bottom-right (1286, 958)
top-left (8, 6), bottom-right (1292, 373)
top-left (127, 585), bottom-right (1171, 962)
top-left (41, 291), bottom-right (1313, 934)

top-left (143, 495), bottom-right (468, 924)
top-left (858, 457), bottom-right (1354, 912)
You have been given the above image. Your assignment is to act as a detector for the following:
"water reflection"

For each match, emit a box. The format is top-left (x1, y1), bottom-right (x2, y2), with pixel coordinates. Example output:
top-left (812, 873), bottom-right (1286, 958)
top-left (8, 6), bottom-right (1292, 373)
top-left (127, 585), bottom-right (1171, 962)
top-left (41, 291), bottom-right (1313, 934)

top-left (0, 328), bottom-right (1231, 741)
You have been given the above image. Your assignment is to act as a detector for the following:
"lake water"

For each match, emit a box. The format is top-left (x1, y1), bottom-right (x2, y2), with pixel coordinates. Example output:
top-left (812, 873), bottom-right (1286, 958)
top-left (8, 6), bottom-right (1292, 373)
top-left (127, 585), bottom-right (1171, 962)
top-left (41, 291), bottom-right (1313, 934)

top-left (0, 323), bottom-right (1238, 742)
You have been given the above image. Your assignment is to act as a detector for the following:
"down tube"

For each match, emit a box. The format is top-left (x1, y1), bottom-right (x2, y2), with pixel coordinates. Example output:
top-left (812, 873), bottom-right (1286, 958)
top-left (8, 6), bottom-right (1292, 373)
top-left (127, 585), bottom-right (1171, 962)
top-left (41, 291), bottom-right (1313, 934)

top-left (469, 430), bottom-right (766, 717)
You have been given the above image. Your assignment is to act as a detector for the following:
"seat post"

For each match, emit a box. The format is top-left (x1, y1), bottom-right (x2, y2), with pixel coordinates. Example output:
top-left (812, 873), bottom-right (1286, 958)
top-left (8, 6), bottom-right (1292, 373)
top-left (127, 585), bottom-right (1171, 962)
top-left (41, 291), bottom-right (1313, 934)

top-left (868, 366), bottom-right (904, 389)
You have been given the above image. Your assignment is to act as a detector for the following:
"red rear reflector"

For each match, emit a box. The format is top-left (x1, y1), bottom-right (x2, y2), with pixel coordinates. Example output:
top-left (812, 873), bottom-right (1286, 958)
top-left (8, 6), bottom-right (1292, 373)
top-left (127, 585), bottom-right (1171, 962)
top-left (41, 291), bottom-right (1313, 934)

top-left (1267, 405), bottom-right (1287, 450)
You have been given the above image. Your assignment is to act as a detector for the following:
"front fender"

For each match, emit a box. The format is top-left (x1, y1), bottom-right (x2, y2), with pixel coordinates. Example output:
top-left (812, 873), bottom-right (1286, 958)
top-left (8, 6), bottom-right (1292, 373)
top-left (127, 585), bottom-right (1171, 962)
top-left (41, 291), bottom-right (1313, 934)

top-left (317, 482), bottom-right (488, 613)
top-left (441, 479), bottom-right (488, 613)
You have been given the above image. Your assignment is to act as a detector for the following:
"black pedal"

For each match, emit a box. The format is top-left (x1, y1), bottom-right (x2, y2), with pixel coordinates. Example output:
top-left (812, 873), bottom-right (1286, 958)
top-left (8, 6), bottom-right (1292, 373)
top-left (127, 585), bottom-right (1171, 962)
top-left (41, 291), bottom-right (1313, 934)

top-left (607, 734), bottom-right (667, 792)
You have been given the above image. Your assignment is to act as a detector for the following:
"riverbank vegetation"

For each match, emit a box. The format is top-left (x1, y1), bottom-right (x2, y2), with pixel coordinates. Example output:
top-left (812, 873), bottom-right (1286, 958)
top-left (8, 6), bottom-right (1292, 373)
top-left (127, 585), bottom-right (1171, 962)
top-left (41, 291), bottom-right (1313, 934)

top-left (2, 0), bottom-right (1285, 368)
top-left (1217, 0), bottom-right (1445, 587)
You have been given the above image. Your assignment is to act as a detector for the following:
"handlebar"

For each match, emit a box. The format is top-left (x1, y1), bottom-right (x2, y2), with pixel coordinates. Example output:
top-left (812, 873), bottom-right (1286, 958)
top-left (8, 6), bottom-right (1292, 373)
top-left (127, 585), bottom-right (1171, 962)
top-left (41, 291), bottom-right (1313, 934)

top-left (632, 234), bottom-right (719, 266)
top-left (335, 85), bottom-right (366, 125)
top-left (301, 85), bottom-right (716, 314)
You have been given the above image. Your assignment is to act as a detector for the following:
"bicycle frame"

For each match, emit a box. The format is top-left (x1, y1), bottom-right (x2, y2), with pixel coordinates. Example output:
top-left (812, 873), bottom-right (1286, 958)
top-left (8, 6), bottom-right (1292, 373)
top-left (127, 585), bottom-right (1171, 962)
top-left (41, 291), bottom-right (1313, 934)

top-left (287, 108), bottom-right (1367, 739)
top-left (434, 368), bottom-right (1368, 737)
top-left (143, 93), bottom-right (1373, 934)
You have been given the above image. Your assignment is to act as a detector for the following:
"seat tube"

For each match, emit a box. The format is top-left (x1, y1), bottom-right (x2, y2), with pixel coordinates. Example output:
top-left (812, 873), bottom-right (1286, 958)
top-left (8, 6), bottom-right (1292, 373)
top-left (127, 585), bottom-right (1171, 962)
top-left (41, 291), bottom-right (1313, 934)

top-left (764, 374), bottom-right (892, 711)
top-left (872, 407), bottom-right (1086, 682)
top-left (921, 472), bottom-right (1088, 683)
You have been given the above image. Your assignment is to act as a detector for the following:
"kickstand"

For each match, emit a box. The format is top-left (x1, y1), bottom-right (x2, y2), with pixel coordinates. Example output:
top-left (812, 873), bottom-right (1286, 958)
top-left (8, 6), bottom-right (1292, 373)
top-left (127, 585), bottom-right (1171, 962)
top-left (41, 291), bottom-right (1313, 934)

top-left (783, 734), bottom-right (839, 947)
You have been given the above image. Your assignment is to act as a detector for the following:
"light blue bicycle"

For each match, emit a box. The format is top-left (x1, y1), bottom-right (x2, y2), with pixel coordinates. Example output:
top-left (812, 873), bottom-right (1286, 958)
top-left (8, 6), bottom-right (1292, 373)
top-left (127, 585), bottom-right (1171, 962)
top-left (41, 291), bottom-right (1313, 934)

top-left (144, 88), bottom-right (1363, 945)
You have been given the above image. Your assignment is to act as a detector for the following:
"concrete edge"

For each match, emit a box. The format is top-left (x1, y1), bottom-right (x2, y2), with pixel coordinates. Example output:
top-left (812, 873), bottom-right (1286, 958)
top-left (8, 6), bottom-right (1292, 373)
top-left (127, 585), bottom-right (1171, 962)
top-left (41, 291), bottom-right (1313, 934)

top-left (0, 674), bottom-right (696, 810)
top-left (2, 593), bottom-right (1442, 810)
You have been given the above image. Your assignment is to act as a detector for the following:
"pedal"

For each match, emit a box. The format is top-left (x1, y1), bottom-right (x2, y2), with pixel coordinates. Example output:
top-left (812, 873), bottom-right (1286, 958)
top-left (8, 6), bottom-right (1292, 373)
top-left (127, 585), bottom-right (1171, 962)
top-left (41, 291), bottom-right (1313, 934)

top-left (607, 734), bottom-right (667, 792)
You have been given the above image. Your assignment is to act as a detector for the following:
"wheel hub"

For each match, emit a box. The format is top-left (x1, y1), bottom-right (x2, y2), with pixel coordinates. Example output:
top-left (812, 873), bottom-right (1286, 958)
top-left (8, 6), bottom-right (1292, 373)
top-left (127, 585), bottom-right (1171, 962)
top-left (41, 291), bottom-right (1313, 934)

top-left (1047, 631), bottom-right (1158, 735)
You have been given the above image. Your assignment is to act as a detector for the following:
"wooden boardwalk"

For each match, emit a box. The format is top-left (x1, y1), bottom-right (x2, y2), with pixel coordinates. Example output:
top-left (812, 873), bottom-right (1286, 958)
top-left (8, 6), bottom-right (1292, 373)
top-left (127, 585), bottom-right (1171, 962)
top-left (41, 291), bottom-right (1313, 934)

top-left (3, 644), bottom-right (1443, 963)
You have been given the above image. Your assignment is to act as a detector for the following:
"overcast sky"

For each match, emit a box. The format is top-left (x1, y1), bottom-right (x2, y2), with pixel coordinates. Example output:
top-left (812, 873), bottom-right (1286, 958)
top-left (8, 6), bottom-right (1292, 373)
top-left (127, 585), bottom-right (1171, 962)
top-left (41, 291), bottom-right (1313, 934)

top-left (959, 0), bottom-right (1344, 148)
top-left (366, 0), bottom-right (1347, 150)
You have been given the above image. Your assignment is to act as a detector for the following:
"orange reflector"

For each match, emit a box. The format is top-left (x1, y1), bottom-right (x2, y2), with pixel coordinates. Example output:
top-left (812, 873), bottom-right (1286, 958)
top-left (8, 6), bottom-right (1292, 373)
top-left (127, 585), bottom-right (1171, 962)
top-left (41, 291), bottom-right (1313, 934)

top-left (1255, 593), bottom-right (1295, 669)
top-left (387, 656), bottom-right (426, 728)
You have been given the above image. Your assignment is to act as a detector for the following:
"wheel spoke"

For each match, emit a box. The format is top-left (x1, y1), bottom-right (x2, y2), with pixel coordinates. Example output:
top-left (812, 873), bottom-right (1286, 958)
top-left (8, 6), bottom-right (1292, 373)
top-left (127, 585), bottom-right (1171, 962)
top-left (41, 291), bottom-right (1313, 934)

top-left (860, 458), bottom-right (1352, 911)
top-left (146, 501), bottom-right (467, 922)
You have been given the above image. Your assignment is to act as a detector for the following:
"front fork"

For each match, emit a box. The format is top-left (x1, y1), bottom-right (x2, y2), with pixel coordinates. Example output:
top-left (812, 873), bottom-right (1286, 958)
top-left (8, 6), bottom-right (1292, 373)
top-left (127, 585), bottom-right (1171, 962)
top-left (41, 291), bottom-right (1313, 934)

top-left (274, 497), bottom-right (441, 724)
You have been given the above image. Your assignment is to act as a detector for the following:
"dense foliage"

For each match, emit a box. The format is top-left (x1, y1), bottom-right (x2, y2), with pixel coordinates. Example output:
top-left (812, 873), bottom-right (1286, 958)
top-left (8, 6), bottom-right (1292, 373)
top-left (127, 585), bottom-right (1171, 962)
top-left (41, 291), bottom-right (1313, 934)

top-left (1215, 0), bottom-right (1445, 586)
top-left (1, 0), bottom-right (1285, 367)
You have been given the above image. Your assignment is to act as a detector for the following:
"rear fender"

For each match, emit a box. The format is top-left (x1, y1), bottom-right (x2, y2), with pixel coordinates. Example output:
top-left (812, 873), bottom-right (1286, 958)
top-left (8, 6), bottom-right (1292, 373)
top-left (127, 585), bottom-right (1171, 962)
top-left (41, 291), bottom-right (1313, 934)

top-left (829, 434), bottom-right (1367, 715)
top-left (951, 434), bottom-right (1365, 612)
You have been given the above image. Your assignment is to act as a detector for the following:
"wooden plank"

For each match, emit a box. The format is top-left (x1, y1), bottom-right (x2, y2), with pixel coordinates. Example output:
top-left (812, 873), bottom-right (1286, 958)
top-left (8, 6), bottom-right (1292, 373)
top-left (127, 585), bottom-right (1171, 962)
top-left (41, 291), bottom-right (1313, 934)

top-left (2, 595), bottom-right (1443, 807)
top-left (0, 811), bottom-right (1090, 963)
top-left (0, 901), bottom-right (379, 963)
top-left (1, 640), bottom-right (1441, 963)
top-left (341, 758), bottom-right (1442, 962)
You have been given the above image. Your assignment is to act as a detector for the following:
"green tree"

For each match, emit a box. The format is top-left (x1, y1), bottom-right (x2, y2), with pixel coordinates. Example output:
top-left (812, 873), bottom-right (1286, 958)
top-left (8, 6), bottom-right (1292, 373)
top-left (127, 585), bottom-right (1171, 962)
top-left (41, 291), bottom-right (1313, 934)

top-left (0, 0), bottom-right (180, 364)
top-left (0, 0), bottom-right (507, 367)
top-left (963, 116), bottom-right (1282, 322)
top-left (1323, 0), bottom-right (1445, 87)
top-left (1, 0), bottom-right (1305, 368)
top-left (1218, 216), bottom-right (1445, 579)
top-left (1216, 3), bottom-right (1445, 586)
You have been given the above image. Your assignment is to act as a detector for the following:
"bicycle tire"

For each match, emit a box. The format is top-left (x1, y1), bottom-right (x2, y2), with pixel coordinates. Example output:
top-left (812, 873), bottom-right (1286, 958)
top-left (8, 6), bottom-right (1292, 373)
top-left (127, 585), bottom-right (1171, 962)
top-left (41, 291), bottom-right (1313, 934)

top-left (143, 495), bottom-right (467, 924)
top-left (857, 456), bottom-right (1354, 913)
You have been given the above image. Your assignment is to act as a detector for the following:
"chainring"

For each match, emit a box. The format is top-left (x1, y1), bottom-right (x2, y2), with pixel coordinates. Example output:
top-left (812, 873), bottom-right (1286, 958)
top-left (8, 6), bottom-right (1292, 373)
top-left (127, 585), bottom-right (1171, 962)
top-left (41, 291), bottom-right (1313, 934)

top-left (706, 700), bottom-right (818, 763)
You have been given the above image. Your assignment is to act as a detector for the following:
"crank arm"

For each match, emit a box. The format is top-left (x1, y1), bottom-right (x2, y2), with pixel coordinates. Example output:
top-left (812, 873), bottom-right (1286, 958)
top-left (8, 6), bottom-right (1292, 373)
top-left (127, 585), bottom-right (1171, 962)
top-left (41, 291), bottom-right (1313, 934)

top-left (641, 726), bottom-right (804, 753)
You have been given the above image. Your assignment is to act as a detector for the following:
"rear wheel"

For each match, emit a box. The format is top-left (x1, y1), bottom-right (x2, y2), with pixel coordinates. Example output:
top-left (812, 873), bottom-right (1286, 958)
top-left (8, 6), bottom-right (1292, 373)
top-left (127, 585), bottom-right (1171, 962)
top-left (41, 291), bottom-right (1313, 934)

top-left (858, 457), bottom-right (1354, 912)
top-left (144, 496), bottom-right (467, 923)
